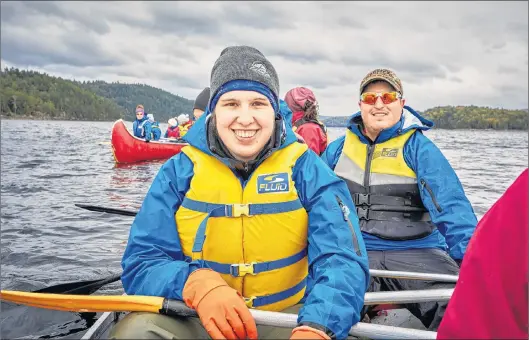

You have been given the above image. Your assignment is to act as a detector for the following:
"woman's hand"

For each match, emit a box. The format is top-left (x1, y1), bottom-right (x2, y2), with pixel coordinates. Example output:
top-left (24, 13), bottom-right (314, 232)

top-left (183, 269), bottom-right (258, 339)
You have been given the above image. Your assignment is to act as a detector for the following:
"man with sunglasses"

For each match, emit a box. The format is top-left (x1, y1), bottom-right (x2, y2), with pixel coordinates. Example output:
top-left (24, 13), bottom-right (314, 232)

top-left (321, 68), bottom-right (477, 330)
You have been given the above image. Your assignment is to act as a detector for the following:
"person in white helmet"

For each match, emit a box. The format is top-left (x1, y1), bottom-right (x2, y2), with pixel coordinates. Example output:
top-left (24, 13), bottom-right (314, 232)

top-left (165, 118), bottom-right (180, 139)
top-left (177, 113), bottom-right (192, 137)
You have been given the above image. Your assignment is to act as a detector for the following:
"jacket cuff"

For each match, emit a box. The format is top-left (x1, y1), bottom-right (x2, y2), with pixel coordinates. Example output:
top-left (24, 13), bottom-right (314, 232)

top-left (297, 321), bottom-right (336, 339)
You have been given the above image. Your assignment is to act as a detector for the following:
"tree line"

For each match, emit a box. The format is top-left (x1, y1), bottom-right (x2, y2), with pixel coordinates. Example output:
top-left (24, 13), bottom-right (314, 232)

top-left (421, 105), bottom-right (527, 130)
top-left (321, 106), bottom-right (528, 130)
top-left (0, 67), bottom-right (194, 122)
top-left (79, 80), bottom-right (194, 122)
top-left (1, 68), bottom-right (125, 121)
top-left (1, 67), bottom-right (527, 130)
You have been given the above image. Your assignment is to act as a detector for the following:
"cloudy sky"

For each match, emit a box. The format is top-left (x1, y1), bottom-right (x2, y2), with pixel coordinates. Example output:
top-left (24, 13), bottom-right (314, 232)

top-left (1, 1), bottom-right (527, 115)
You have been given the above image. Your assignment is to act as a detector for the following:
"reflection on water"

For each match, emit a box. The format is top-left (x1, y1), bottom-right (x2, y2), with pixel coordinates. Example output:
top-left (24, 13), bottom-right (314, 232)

top-left (0, 120), bottom-right (527, 338)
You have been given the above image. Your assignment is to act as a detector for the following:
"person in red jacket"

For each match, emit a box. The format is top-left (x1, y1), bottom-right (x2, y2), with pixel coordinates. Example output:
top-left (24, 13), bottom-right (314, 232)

top-left (164, 118), bottom-right (180, 139)
top-left (437, 168), bottom-right (528, 339)
top-left (284, 87), bottom-right (328, 155)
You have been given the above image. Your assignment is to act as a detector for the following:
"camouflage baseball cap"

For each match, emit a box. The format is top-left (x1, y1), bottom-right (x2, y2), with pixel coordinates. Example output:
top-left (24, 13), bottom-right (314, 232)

top-left (359, 68), bottom-right (403, 95)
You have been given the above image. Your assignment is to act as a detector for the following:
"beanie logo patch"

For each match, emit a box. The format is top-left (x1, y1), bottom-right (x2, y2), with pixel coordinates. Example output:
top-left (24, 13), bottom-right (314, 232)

top-left (249, 61), bottom-right (271, 79)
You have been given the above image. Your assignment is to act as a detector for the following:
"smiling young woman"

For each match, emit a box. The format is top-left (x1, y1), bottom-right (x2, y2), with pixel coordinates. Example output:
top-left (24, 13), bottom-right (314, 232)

top-left (109, 45), bottom-right (370, 340)
top-left (215, 90), bottom-right (275, 162)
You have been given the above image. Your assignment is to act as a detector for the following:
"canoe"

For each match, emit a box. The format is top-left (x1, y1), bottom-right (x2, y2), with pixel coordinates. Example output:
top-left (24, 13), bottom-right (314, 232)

top-left (110, 119), bottom-right (188, 164)
top-left (81, 311), bottom-right (124, 339)
top-left (78, 270), bottom-right (453, 339)
top-left (80, 308), bottom-right (430, 339)
top-left (80, 289), bottom-right (447, 340)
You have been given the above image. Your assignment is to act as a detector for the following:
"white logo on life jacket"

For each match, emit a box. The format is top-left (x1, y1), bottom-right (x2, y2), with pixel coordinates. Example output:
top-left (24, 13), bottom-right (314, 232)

top-left (257, 173), bottom-right (289, 194)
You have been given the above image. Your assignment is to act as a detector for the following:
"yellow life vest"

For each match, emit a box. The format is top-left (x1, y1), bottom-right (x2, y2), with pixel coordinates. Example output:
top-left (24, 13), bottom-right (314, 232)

top-left (178, 124), bottom-right (189, 137)
top-left (334, 129), bottom-right (434, 240)
top-left (175, 142), bottom-right (309, 311)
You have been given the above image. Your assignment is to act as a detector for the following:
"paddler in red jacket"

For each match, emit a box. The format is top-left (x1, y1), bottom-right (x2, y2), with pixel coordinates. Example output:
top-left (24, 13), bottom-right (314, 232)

top-left (164, 118), bottom-right (180, 139)
top-left (437, 168), bottom-right (528, 339)
top-left (284, 87), bottom-right (328, 155)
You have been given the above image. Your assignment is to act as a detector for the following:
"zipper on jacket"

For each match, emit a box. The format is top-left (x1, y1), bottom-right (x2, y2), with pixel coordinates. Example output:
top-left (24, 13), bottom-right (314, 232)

top-left (420, 179), bottom-right (442, 212)
top-left (363, 144), bottom-right (375, 189)
top-left (336, 196), bottom-right (362, 256)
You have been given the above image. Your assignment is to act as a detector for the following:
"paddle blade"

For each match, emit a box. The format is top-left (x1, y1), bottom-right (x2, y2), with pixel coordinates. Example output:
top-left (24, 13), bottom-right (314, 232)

top-left (33, 273), bottom-right (121, 295)
top-left (0, 291), bottom-right (164, 313)
top-left (75, 204), bottom-right (137, 217)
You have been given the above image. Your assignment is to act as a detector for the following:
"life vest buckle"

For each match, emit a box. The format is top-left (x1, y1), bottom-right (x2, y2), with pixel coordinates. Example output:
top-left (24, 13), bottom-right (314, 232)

top-left (354, 193), bottom-right (371, 206)
top-left (356, 206), bottom-right (370, 221)
top-left (232, 204), bottom-right (250, 217)
top-left (230, 262), bottom-right (257, 277)
top-left (244, 296), bottom-right (256, 308)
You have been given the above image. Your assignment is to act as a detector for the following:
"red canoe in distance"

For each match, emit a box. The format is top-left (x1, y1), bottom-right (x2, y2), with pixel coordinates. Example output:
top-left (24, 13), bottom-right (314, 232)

top-left (110, 119), bottom-right (188, 164)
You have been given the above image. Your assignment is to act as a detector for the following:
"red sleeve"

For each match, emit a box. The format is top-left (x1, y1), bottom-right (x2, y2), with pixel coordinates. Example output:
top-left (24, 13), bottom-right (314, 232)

top-left (437, 169), bottom-right (528, 339)
top-left (296, 124), bottom-right (327, 155)
top-left (318, 129), bottom-right (328, 155)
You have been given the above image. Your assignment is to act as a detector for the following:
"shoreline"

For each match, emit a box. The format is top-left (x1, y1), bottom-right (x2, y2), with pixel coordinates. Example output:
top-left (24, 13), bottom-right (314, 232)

top-left (0, 115), bottom-right (119, 122)
top-left (1, 115), bottom-right (526, 131)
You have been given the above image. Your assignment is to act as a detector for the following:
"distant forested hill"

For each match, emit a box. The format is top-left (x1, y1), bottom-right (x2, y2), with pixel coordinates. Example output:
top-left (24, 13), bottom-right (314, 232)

top-left (0, 67), bottom-right (194, 122)
top-left (79, 81), bottom-right (194, 122)
top-left (0, 68), bottom-right (125, 120)
top-left (421, 105), bottom-right (527, 130)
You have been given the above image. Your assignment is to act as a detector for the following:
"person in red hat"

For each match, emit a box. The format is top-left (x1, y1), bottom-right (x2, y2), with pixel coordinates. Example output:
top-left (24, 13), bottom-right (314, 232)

top-left (437, 168), bottom-right (528, 339)
top-left (284, 87), bottom-right (328, 155)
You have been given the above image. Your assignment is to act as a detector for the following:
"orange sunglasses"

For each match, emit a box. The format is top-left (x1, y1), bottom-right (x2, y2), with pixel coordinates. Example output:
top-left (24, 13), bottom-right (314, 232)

top-left (360, 91), bottom-right (402, 105)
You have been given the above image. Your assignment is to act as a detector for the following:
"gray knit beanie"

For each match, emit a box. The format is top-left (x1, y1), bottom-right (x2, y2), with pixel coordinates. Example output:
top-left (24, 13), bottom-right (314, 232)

top-left (209, 46), bottom-right (280, 104)
top-left (193, 87), bottom-right (210, 111)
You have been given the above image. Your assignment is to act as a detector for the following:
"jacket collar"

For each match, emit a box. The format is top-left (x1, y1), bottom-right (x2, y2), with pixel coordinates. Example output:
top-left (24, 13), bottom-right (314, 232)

top-left (347, 105), bottom-right (434, 144)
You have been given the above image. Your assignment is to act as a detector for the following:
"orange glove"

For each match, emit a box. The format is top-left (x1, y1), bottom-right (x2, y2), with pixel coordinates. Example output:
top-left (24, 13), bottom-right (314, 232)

top-left (290, 325), bottom-right (331, 340)
top-left (183, 268), bottom-right (258, 339)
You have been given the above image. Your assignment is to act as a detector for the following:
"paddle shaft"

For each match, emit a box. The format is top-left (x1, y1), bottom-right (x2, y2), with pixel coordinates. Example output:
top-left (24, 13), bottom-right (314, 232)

top-left (161, 299), bottom-right (437, 339)
top-left (0, 290), bottom-right (438, 339)
top-left (369, 269), bottom-right (458, 282)
top-left (1, 288), bottom-right (452, 310)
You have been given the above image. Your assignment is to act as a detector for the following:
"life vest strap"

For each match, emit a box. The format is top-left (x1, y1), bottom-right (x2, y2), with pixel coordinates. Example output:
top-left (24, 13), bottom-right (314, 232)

top-left (203, 248), bottom-right (307, 277)
top-left (356, 207), bottom-right (431, 222)
top-left (182, 197), bottom-right (304, 254)
top-left (294, 118), bottom-right (327, 134)
top-left (182, 197), bottom-right (303, 217)
top-left (244, 276), bottom-right (306, 308)
top-left (353, 193), bottom-right (424, 208)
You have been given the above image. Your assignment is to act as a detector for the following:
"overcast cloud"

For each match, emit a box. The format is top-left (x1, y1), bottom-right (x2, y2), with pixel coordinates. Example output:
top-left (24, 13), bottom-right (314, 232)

top-left (1, 1), bottom-right (527, 115)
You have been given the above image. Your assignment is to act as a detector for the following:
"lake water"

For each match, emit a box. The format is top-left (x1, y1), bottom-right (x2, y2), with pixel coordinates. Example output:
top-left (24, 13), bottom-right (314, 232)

top-left (1, 119), bottom-right (527, 339)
